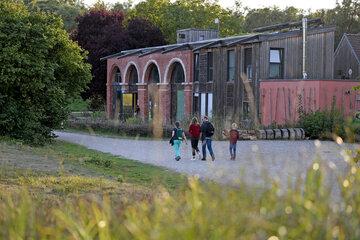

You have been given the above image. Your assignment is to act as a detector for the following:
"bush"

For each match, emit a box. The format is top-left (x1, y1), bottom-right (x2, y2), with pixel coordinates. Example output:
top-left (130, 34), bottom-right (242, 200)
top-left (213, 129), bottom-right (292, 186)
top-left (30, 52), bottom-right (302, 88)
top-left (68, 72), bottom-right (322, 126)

top-left (0, 1), bottom-right (91, 145)
top-left (66, 118), bottom-right (173, 138)
top-left (298, 110), bottom-right (345, 139)
top-left (67, 97), bottom-right (90, 112)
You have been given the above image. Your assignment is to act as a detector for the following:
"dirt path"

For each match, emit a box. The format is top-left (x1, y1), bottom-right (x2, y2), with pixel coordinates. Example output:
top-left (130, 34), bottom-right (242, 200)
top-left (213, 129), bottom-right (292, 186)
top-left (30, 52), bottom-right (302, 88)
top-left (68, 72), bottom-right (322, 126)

top-left (55, 131), bottom-right (359, 186)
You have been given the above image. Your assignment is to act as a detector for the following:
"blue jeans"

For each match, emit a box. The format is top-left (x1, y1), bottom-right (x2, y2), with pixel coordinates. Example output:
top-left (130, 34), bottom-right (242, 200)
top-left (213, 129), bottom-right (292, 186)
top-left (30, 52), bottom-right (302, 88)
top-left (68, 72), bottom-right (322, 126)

top-left (173, 140), bottom-right (182, 158)
top-left (202, 138), bottom-right (214, 158)
top-left (229, 143), bottom-right (237, 157)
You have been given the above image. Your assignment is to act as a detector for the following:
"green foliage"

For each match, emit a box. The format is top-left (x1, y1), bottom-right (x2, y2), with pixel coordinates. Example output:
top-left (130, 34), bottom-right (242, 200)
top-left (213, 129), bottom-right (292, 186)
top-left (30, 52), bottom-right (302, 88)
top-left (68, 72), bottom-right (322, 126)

top-left (0, 160), bottom-right (359, 239)
top-left (67, 97), bottom-right (90, 112)
top-left (84, 155), bottom-right (112, 168)
top-left (128, 0), bottom-right (246, 43)
top-left (0, 1), bottom-right (91, 144)
top-left (298, 110), bottom-right (345, 139)
top-left (24, 0), bottom-right (86, 32)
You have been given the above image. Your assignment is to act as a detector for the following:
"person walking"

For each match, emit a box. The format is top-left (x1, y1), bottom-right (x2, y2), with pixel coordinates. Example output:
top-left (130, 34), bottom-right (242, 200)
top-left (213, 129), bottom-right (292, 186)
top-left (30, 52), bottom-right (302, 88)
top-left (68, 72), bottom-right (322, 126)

top-left (171, 121), bottom-right (187, 161)
top-left (188, 117), bottom-right (201, 160)
top-left (222, 123), bottom-right (240, 160)
top-left (200, 116), bottom-right (215, 161)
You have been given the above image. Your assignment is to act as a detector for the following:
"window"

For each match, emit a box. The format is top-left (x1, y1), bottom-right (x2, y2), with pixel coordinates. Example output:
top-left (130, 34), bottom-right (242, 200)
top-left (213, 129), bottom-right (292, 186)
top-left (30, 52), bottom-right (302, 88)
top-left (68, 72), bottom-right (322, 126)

top-left (179, 33), bottom-right (185, 39)
top-left (269, 48), bottom-right (284, 79)
top-left (199, 35), bottom-right (205, 41)
top-left (227, 50), bottom-right (235, 81)
top-left (244, 48), bottom-right (252, 81)
top-left (197, 93), bottom-right (213, 117)
top-left (194, 53), bottom-right (200, 82)
top-left (243, 102), bottom-right (250, 118)
top-left (207, 52), bottom-right (213, 82)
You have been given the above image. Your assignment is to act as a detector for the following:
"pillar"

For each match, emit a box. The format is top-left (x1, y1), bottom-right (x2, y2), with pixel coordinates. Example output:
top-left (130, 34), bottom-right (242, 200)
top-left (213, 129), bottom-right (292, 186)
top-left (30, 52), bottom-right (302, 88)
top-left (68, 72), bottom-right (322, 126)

top-left (137, 84), bottom-right (148, 120)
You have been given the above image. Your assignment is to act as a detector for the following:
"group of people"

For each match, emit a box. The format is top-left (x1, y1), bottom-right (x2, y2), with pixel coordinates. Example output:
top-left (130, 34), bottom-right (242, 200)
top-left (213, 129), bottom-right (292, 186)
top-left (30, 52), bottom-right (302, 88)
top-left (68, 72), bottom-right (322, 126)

top-left (170, 116), bottom-right (241, 161)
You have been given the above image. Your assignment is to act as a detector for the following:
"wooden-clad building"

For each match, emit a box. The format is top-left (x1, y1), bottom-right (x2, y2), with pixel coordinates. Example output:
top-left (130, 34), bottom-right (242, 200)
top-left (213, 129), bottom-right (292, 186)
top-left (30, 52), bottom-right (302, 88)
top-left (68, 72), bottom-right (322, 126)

top-left (334, 33), bottom-right (360, 79)
top-left (193, 27), bottom-right (335, 126)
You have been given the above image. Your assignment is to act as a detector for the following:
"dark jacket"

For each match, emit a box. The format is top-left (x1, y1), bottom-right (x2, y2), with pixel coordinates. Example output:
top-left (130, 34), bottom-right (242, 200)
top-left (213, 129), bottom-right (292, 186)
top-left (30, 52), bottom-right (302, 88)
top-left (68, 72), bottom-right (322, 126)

top-left (201, 121), bottom-right (214, 140)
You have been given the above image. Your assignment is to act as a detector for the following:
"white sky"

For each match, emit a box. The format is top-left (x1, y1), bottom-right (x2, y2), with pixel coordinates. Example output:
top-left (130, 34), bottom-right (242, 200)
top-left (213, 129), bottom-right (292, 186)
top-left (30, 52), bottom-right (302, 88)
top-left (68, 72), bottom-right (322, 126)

top-left (83, 0), bottom-right (337, 10)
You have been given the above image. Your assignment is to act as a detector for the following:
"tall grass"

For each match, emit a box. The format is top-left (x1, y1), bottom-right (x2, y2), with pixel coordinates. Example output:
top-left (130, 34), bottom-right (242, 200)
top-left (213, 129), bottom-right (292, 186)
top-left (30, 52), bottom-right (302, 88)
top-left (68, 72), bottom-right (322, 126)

top-left (0, 158), bottom-right (358, 239)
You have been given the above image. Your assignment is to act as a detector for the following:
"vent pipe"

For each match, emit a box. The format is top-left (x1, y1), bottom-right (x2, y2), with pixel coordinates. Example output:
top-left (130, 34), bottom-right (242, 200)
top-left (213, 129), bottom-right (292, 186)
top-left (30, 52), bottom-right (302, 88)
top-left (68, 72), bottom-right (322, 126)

top-left (302, 18), bottom-right (308, 79)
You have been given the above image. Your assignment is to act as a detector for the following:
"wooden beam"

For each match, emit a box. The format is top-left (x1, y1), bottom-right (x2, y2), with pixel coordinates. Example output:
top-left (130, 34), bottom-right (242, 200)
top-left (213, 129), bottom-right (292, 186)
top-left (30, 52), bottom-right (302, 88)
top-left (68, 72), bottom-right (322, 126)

top-left (253, 18), bottom-right (323, 33)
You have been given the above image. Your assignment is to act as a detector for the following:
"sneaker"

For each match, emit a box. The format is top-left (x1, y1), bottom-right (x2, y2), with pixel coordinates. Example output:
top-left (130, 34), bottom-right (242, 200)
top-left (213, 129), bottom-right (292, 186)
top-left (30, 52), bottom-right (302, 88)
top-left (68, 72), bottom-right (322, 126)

top-left (201, 157), bottom-right (206, 161)
top-left (175, 156), bottom-right (181, 161)
top-left (191, 156), bottom-right (196, 161)
top-left (211, 155), bottom-right (215, 161)
top-left (196, 151), bottom-right (201, 160)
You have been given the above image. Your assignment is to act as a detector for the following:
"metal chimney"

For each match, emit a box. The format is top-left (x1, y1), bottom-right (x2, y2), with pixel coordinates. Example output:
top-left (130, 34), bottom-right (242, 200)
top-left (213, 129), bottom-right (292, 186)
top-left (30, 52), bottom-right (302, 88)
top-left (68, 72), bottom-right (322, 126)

top-left (302, 18), bottom-right (308, 79)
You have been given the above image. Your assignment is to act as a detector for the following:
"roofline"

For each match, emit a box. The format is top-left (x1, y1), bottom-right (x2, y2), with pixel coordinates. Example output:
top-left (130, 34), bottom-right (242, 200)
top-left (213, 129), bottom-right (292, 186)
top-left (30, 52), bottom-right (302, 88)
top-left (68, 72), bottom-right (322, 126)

top-left (101, 26), bottom-right (336, 61)
top-left (345, 34), bottom-right (360, 64)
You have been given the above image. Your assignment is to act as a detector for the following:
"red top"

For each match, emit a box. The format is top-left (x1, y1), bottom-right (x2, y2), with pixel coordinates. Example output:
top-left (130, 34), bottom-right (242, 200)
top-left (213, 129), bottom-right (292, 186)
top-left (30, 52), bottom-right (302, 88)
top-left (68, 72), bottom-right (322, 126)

top-left (189, 123), bottom-right (201, 139)
top-left (229, 129), bottom-right (239, 144)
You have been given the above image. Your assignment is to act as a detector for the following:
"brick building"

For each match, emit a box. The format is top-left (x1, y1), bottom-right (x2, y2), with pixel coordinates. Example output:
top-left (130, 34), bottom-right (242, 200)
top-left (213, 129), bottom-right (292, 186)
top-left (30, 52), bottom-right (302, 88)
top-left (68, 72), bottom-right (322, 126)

top-left (102, 20), bottom-right (360, 126)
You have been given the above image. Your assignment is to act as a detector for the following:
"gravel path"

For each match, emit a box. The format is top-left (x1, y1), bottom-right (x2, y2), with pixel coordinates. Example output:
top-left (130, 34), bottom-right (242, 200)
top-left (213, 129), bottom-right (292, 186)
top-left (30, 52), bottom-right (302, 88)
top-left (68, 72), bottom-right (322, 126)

top-left (55, 131), bottom-right (359, 186)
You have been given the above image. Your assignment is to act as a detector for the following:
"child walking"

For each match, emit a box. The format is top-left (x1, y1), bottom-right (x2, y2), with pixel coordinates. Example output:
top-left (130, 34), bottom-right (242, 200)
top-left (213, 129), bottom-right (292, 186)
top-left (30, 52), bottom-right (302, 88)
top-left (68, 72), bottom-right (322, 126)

top-left (171, 121), bottom-right (187, 161)
top-left (188, 117), bottom-right (201, 160)
top-left (222, 123), bottom-right (240, 160)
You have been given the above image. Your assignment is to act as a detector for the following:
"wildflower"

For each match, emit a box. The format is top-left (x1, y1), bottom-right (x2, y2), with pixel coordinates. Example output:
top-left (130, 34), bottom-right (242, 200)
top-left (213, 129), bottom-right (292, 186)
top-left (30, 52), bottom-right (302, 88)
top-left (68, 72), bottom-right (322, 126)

top-left (312, 163), bottom-right (319, 171)
top-left (98, 220), bottom-right (106, 228)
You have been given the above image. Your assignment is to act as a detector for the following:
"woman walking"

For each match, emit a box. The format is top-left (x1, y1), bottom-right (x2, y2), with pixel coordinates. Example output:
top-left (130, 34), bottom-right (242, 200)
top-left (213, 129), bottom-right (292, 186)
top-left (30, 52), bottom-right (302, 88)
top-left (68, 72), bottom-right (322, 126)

top-left (171, 121), bottom-right (187, 161)
top-left (188, 117), bottom-right (201, 160)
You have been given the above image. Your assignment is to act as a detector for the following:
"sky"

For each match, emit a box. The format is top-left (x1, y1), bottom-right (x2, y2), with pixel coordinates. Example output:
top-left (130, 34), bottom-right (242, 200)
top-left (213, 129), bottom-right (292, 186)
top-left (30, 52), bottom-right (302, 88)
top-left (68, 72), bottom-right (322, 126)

top-left (83, 0), bottom-right (337, 10)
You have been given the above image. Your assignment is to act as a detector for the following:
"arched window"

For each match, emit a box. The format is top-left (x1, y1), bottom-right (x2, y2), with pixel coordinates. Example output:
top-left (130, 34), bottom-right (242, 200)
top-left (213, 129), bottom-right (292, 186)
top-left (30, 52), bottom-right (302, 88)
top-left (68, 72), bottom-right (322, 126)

top-left (128, 65), bottom-right (138, 85)
top-left (114, 67), bottom-right (121, 83)
top-left (171, 62), bottom-right (185, 83)
top-left (148, 64), bottom-right (160, 84)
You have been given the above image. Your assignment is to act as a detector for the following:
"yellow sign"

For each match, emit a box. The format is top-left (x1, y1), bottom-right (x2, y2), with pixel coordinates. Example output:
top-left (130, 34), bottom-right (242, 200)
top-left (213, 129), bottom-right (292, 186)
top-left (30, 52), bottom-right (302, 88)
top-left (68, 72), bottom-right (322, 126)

top-left (123, 94), bottom-right (133, 107)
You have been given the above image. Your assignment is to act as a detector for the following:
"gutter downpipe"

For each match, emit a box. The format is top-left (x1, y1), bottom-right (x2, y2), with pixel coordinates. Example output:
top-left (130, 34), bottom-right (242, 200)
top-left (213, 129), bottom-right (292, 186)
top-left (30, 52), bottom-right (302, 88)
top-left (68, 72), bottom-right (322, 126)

top-left (302, 18), bottom-right (308, 79)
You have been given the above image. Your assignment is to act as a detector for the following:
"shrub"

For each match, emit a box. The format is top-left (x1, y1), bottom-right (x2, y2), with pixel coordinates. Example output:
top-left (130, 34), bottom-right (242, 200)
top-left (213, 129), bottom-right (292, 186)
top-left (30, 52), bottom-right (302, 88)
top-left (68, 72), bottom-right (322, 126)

top-left (0, 1), bottom-right (91, 145)
top-left (67, 97), bottom-right (90, 112)
top-left (298, 110), bottom-right (345, 139)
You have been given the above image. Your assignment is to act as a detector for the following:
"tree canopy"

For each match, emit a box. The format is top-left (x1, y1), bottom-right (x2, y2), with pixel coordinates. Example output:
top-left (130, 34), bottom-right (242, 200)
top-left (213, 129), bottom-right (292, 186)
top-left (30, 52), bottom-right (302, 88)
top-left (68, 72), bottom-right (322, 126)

top-left (74, 7), bottom-right (166, 99)
top-left (0, 0), bottom-right (91, 144)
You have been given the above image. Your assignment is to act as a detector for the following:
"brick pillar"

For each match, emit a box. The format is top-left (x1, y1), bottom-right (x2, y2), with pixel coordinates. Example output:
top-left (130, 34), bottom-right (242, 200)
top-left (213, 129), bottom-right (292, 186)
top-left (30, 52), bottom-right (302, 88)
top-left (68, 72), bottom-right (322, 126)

top-left (137, 84), bottom-right (148, 120)
top-left (106, 83), bottom-right (112, 119)
top-left (184, 83), bottom-right (193, 119)
top-left (159, 83), bottom-right (171, 125)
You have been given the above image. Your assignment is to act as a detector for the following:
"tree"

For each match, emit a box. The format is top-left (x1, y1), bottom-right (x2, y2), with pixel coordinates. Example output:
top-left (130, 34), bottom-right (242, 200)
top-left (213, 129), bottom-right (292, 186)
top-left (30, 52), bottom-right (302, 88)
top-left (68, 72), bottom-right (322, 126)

top-left (0, 0), bottom-right (91, 144)
top-left (24, 0), bottom-right (86, 33)
top-left (128, 0), bottom-right (246, 43)
top-left (310, 0), bottom-right (360, 44)
top-left (243, 6), bottom-right (303, 32)
top-left (127, 18), bottom-right (167, 49)
top-left (74, 8), bottom-right (166, 100)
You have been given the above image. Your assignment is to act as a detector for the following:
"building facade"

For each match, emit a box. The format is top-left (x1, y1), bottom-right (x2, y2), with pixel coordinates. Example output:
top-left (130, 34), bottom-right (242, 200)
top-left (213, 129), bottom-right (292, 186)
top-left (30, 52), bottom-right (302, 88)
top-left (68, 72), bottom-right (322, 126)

top-left (103, 23), bottom-right (360, 127)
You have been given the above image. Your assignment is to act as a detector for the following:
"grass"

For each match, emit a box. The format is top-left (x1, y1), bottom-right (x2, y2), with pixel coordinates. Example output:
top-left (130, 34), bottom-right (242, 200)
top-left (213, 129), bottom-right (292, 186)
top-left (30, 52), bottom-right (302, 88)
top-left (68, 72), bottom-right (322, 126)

top-left (31, 140), bottom-right (186, 190)
top-left (0, 138), bottom-right (359, 239)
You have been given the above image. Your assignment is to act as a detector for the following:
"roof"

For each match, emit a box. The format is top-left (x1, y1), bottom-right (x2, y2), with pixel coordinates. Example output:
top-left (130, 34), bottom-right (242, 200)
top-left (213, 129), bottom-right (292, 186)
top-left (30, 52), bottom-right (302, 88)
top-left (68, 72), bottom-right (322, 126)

top-left (100, 26), bottom-right (335, 61)
top-left (346, 34), bottom-right (360, 64)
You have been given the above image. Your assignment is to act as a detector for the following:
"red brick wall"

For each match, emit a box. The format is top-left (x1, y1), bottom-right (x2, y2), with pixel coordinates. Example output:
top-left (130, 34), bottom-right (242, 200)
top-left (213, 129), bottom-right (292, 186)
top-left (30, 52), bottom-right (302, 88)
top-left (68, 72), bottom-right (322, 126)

top-left (106, 50), bottom-right (194, 123)
top-left (260, 79), bottom-right (360, 126)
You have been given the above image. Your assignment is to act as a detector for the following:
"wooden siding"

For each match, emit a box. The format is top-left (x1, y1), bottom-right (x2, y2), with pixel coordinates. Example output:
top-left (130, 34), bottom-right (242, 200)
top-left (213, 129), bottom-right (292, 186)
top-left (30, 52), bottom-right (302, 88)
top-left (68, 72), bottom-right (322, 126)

top-left (193, 28), bottom-right (335, 125)
top-left (177, 29), bottom-right (219, 44)
top-left (259, 31), bottom-right (334, 80)
top-left (334, 36), bottom-right (360, 79)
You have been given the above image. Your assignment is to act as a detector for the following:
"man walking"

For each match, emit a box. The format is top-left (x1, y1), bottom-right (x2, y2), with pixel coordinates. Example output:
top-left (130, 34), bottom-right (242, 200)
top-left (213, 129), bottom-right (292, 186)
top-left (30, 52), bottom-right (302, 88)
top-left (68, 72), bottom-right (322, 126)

top-left (200, 116), bottom-right (215, 161)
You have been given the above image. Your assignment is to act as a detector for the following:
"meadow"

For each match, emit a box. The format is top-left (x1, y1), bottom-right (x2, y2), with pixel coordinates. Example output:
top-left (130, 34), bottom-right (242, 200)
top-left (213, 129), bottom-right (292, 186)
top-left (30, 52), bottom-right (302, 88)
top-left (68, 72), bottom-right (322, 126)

top-left (0, 138), bottom-right (358, 239)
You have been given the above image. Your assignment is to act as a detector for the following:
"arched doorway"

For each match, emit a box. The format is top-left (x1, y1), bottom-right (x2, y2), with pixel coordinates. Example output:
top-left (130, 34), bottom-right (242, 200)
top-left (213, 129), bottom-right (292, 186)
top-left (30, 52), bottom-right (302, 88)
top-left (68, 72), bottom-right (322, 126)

top-left (146, 63), bottom-right (160, 120)
top-left (111, 67), bottom-right (122, 119)
top-left (170, 62), bottom-right (185, 122)
top-left (121, 65), bottom-right (138, 121)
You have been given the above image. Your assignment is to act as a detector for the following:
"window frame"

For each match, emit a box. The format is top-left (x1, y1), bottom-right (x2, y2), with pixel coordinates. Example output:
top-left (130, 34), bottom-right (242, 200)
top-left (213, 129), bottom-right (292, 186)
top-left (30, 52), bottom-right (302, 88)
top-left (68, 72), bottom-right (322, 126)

top-left (194, 53), bottom-right (200, 82)
top-left (207, 52), bottom-right (213, 82)
top-left (269, 48), bottom-right (284, 79)
top-left (227, 49), bottom-right (236, 82)
top-left (243, 48), bottom-right (253, 81)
